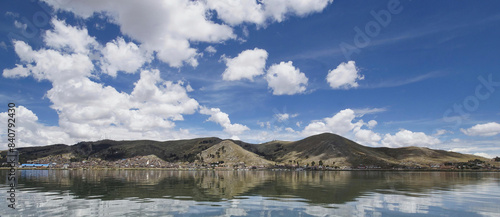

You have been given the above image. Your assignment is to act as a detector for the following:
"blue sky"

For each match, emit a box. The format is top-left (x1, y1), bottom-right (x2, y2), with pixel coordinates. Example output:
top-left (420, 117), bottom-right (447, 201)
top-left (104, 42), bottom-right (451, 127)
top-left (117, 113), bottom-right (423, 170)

top-left (1, 0), bottom-right (500, 158)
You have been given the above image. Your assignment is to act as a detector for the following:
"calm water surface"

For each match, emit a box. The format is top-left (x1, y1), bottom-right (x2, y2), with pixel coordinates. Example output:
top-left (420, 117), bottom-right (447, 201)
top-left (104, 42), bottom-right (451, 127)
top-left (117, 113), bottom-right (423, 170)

top-left (1, 170), bottom-right (499, 216)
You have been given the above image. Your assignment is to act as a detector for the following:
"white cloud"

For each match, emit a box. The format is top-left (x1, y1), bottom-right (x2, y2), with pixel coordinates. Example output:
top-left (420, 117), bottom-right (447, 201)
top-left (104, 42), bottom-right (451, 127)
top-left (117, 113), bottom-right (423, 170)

top-left (302, 109), bottom-right (361, 136)
top-left (5, 11), bottom-right (19, 18)
top-left (296, 121), bottom-right (301, 127)
top-left (258, 121), bottom-right (271, 129)
top-left (275, 113), bottom-right (298, 122)
top-left (0, 41), bottom-right (7, 50)
top-left (381, 129), bottom-right (440, 148)
top-left (205, 46), bottom-right (217, 55)
top-left (352, 107), bottom-right (387, 117)
top-left (460, 122), bottom-right (500, 137)
top-left (264, 0), bottom-right (334, 23)
top-left (44, 19), bottom-right (98, 54)
top-left (129, 70), bottom-right (200, 121)
top-left (100, 37), bottom-right (152, 77)
top-left (14, 20), bottom-right (27, 30)
top-left (242, 26), bottom-right (250, 38)
top-left (434, 129), bottom-right (452, 136)
top-left (3, 64), bottom-right (30, 78)
top-left (301, 109), bottom-right (382, 146)
top-left (206, 0), bottom-right (265, 26)
top-left (327, 61), bottom-right (364, 89)
top-left (47, 69), bottom-right (199, 140)
top-left (42, 0), bottom-right (333, 67)
top-left (448, 143), bottom-right (500, 159)
top-left (0, 106), bottom-right (75, 149)
top-left (367, 120), bottom-right (377, 129)
top-left (473, 152), bottom-right (494, 159)
top-left (42, 0), bottom-right (235, 68)
top-left (276, 113), bottom-right (290, 122)
top-left (301, 109), bottom-right (442, 148)
top-left (200, 106), bottom-right (250, 137)
top-left (6, 20), bottom-right (98, 82)
top-left (449, 147), bottom-right (474, 153)
top-left (3, 21), bottom-right (200, 145)
top-left (206, 0), bottom-right (332, 25)
top-left (266, 61), bottom-right (308, 95)
top-left (3, 40), bottom-right (94, 83)
top-left (355, 129), bottom-right (382, 146)
top-left (222, 48), bottom-right (268, 81)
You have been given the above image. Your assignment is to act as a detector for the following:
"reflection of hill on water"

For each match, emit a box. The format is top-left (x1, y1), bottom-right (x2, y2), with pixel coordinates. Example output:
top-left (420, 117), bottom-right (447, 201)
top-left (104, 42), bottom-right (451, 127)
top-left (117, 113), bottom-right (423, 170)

top-left (10, 170), bottom-right (500, 204)
top-left (15, 170), bottom-right (271, 201)
top-left (248, 171), bottom-right (500, 204)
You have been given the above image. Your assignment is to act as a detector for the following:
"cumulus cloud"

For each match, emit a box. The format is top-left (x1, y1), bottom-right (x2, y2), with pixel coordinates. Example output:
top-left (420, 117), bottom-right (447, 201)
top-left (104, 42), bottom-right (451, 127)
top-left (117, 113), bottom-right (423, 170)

top-left (42, 0), bottom-right (333, 67)
top-left (302, 109), bottom-right (364, 136)
top-left (276, 113), bottom-right (290, 122)
top-left (300, 109), bottom-right (439, 148)
top-left (2, 20), bottom-right (200, 146)
top-left (1, 1), bottom-right (342, 148)
top-left (264, 0), bottom-right (334, 22)
top-left (200, 106), bottom-right (250, 137)
top-left (42, 0), bottom-right (235, 67)
top-left (473, 152), bottom-right (494, 159)
top-left (222, 48), bottom-right (268, 81)
top-left (41, 69), bottom-right (198, 141)
top-left (206, 0), bottom-right (333, 25)
top-left (0, 106), bottom-right (75, 149)
top-left (381, 129), bottom-right (441, 148)
top-left (2, 64), bottom-right (30, 78)
top-left (327, 61), bottom-right (364, 89)
top-left (100, 37), bottom-right (152, 77)
top-left (460, 122), bottom-right (500, 137)
top-left (266, 61), bottom-right (308, 95)
top-left (301, 109), bottom-right (381, 146)
top-left (355, 129), bottom-right (382, 147)
top-left (3, 40), bottom-right (94, 82)
top-left (44, 19), bottom-right (99, 54)
top-left (206, 0), bottom-right (265, 26)
top-left (205, 46), bottom-right (217, 55)
top-left (5, 20), bottom-right (97, 82)
top-left (449, 145), bottom-right (500, 159)
top-left (275, 113), bottom-right (298, 122)
top-left (367, 120), bottom-right (377, 129)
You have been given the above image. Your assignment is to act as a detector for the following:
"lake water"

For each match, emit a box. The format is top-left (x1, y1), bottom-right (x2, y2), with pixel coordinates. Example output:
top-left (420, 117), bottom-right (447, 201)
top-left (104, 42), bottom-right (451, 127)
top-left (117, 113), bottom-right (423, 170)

top-left (1, 170), bottom-right (499, 216)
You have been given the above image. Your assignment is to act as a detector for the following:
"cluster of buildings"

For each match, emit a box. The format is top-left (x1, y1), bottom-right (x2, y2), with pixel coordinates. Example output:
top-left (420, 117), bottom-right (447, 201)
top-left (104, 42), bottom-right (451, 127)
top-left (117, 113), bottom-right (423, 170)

top-left (19, 155), bottom-right (182, 169)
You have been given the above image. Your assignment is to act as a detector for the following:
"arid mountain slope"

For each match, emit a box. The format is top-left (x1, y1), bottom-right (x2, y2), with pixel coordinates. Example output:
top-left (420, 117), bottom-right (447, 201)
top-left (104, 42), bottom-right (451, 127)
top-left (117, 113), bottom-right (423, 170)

top-left (0, 133), bottom-right (490, 168)
top-left (199, 140), bottom-right (274, 166)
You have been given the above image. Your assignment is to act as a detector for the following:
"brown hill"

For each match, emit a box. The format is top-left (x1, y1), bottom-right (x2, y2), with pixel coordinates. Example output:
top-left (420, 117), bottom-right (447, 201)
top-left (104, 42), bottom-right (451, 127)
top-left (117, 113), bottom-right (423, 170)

top-left (0, 133), bottom-right (490, 168)
top-left (199, 140), bottom-right (273, 167)
top-left (252, 133), bottom-right (488, 167)
top-left (0, 137), bottom-right (222, 163)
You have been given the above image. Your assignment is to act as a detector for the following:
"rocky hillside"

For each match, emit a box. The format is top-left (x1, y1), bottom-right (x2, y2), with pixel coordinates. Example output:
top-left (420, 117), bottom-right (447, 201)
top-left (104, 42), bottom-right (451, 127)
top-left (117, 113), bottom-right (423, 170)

top-left (0, 133), bottom-right (491, 168)
top-left (199, 140), bottom-right (273, 166)
top-left (251, 133), bottom-right (489, 167)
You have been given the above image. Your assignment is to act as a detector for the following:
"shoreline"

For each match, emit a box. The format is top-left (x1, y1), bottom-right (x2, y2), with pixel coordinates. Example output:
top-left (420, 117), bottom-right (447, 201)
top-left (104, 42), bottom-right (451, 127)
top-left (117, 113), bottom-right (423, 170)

top-left (1, 167), bottom-right (499, 172)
